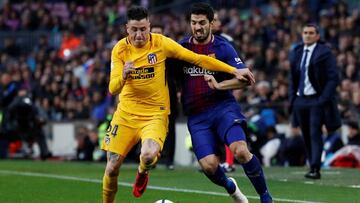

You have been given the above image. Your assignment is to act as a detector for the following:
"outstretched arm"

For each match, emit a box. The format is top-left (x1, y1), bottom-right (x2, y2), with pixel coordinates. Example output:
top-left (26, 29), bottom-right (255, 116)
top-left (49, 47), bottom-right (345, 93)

top-left (204, 75), bottom-right (250, 90)
top-left (163, 37), bottom-right (255, 84)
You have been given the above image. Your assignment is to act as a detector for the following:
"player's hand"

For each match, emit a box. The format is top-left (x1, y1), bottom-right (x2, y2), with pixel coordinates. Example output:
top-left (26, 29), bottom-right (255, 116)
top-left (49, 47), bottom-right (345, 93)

top-left (204, 75), bottom-right (220, 90)
top-left (233, 68), bottom-right (255, 85)
top-left (123, 61), bottom-right (135, 80)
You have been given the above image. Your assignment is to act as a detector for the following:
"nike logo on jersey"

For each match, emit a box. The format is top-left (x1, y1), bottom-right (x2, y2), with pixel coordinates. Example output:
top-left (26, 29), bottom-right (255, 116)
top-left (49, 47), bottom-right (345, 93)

top-left (234, 119), bottom-right (243, 123)
top-left (235, 57), bottom-right (243, 64)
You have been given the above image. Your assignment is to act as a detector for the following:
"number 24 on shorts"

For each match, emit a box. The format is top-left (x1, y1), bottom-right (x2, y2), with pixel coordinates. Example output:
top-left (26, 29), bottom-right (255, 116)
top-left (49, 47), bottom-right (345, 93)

top-left (106, 124), bottom-right (119, 137)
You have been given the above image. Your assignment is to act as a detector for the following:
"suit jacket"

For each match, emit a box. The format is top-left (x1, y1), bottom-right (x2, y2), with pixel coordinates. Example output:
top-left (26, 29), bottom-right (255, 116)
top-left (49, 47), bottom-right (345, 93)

top-left (289, 42), bottom-right (341, 131)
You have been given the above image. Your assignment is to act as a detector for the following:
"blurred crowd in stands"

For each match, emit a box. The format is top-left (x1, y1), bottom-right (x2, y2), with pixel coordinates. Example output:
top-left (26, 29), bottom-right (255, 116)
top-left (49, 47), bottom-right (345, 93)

top-left (0, 0), bottom-right (359, 166)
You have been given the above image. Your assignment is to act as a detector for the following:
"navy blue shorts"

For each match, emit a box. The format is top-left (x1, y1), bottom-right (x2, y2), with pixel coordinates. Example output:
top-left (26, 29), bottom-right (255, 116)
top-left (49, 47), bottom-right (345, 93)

top-left (187, 101), bottom-right (247, 160)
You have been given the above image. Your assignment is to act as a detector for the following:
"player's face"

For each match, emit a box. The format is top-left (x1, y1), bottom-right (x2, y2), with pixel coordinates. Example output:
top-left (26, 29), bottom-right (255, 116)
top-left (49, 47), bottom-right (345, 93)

top-left (190, 14), bottom-right (212, 43)
top-left (126, 18), bottom-right (150, 48)
top-left (302, 26), bottom-right (320, 46)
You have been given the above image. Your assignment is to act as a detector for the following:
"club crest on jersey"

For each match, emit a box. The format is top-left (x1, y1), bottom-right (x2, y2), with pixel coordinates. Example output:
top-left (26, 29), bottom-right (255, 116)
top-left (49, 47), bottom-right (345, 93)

top-left (105, 137), bottom-right (110, 145)
top-left (148, 53), bottom-right (157, 64)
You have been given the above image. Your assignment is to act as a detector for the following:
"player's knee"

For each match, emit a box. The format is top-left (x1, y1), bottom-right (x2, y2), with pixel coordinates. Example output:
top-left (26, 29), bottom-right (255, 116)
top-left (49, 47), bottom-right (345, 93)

top-left (140, 152), bottom-right (158, 170)
top-left (140, 139), bottom-right (161, 165)
top-left (140, 151), bottom-right (157, 164)
top-left (202, 163), bottom-right (218, 174)
top-left (232, 145), bottom-right (251, 164)
top-left (199, 158), bottom-right (218, 174)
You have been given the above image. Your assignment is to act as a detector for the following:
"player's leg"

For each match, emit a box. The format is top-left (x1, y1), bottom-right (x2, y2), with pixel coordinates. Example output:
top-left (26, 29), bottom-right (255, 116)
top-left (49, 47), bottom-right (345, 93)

top-left (132, 138), bottom-right (161, 197)
top-left (139, 138), bottom-right (161, 172)
top-left (133, 115), bottom-right (168, 197)
top-left (196, 140), bottom-right (248, 203)
top-left (198, 154), bottom-right (242, 195)
top-left (226, 125), bottom-right (272, 203)
top-left (188, 113), bottom-right (247, 203)
top-left (103, 152), bottom-right (125, 203)
top-left (215, 103), bottom-right (272, 203)
top-left (101, 119), bottom-right (139, 203)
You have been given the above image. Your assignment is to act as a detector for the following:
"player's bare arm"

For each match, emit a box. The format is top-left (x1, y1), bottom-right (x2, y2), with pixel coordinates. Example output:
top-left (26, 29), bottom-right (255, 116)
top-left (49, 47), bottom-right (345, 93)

top-left (232, 68), bottom-right (255, 85)
top-left (204, 75), bottom-right (250, 90)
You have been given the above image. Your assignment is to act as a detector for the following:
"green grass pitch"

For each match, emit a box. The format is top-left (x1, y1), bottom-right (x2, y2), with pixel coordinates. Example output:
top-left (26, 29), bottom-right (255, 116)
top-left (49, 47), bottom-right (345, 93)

top-left (0, 160), bottom-right (359, 203)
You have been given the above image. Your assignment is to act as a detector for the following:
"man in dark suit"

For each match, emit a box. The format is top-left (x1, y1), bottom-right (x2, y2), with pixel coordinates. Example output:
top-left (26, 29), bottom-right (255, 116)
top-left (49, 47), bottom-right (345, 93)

top-left (289, 24), bottom-right (341, 179)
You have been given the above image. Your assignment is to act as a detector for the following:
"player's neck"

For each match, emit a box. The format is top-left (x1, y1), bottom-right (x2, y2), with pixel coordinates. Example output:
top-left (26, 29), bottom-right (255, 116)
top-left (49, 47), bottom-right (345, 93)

top-left (193, 34), bottom-right (213, 45)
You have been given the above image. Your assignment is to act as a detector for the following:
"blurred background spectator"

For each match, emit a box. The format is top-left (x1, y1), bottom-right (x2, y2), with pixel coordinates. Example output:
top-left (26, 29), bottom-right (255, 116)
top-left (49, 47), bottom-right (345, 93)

top-left (324, 120), bottom-right (360, 168)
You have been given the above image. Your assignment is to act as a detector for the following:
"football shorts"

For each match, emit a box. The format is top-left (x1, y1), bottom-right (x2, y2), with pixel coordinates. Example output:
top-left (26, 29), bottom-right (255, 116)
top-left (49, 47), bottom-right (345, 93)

top-left (187, 101), bottom-right (247, 160)
top-left (101, 109), bottom-right (169, 156)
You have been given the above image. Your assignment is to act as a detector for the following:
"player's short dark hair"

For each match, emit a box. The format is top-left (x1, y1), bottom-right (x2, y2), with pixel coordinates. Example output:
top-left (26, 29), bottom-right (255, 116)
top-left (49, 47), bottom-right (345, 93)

top-left (304, 23), bottom-right (320, 34)
top-left (127, 6), bottom-right (149, 21)
top-left (189, 2), bottom-right (214, 22)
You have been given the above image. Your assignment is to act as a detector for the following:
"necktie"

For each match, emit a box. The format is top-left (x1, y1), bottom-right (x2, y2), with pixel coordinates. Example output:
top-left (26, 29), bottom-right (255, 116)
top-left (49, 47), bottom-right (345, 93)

top-left (298, 49), bottom-right (309, 96)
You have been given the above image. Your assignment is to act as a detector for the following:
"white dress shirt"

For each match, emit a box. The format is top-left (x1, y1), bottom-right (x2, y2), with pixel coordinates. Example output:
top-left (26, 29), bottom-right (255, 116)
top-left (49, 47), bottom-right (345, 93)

top-left (297, 43), bottom-right (317, 96)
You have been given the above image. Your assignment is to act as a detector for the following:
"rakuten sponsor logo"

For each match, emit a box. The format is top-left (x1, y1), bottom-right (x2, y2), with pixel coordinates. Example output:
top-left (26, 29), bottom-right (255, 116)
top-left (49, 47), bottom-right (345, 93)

top-left (183, 66), bottom-right (215, 76)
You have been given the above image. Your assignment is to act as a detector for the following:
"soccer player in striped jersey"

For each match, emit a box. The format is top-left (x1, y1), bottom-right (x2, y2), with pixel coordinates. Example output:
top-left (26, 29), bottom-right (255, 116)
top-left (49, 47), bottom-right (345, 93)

top-left (176, 3), bottom-right (273, 203)
top-left (101, 5), bottom-right (255, 203)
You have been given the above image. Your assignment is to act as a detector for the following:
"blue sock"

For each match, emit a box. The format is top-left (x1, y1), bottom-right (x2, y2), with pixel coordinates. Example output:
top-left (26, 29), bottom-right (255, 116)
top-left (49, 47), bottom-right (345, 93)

top-left (204, 166), bottom-right (236, 194)
top-left (242, 155), bottom-right (271, 200)
top-left (260, 193), bottom-right (273, 203)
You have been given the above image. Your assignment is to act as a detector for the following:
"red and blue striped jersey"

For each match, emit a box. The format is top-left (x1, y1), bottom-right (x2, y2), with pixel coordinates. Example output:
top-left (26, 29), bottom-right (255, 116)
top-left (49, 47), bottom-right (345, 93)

top-left (178, 35), bottom-right (245, 115)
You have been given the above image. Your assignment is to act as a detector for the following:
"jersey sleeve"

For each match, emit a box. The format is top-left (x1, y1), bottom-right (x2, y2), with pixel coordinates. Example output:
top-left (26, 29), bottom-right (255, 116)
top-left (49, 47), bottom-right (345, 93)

top-left (162, 36), bottom-right (236, 74)
top-left (108, 42), bottom-right (125, 95)
top-left (222, 43), bottom-right (246, 69)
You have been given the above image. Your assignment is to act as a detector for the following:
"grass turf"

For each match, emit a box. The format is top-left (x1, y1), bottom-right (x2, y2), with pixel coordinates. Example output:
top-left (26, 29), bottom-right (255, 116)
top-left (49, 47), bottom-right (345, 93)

top-left (0, 160), bottom-right (359, 203)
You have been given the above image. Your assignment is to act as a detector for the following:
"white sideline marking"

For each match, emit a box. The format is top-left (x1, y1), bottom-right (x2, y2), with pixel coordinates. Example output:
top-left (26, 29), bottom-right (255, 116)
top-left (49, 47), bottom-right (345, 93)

top-left (291, 171), bottom-right (341, 175)
top-left (0, 170), bottom-right (323, 203)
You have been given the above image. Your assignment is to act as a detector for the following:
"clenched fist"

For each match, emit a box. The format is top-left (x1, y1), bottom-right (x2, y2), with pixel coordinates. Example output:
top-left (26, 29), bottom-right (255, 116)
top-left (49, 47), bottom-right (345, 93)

top-left (123, 61), bottom-right (135, 80)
